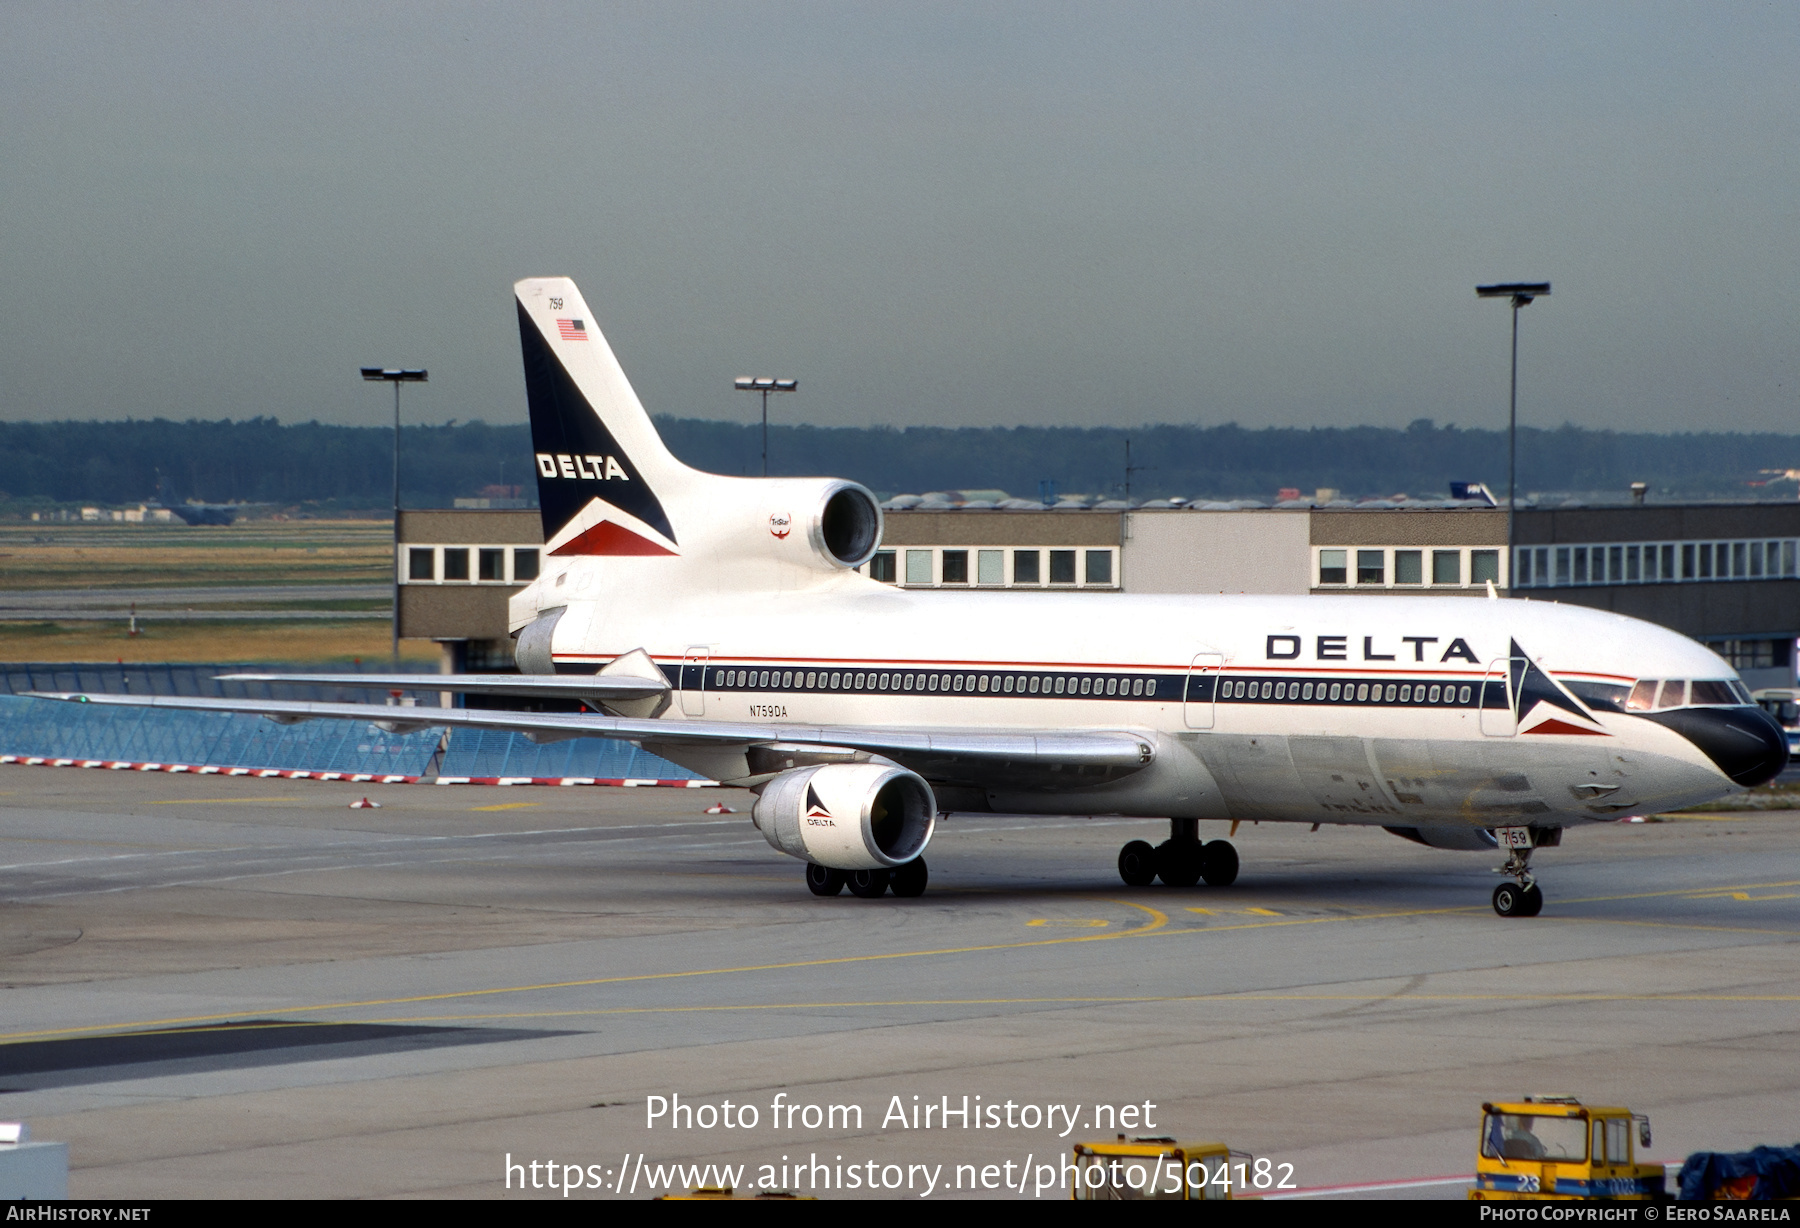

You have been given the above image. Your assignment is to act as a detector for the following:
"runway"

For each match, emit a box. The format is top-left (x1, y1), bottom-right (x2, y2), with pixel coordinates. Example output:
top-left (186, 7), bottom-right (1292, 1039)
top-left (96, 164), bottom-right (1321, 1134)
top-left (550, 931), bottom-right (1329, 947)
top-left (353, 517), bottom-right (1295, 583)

top-left (1, 767), bottom-right (1795, 1199)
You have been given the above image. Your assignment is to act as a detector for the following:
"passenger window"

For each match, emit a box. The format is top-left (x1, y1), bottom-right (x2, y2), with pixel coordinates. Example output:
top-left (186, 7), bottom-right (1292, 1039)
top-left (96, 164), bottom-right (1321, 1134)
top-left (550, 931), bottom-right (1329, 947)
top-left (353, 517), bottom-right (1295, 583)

top-left (1013, 550), bottom-right (1041, 584)
top-left (1084, 550), bottom-right (1112, 585)
top-left (1434, 550), bottom-right (1463, 585)
top-left (1394, 550), bottom-right (1422, 584)
top-left (1627, 680), bottom-right (1657, 711)
top-left (1657, 680), bottom-right (1687, 709)
top-left (1471, 550), bottom-right (1500, 584)
top-left (1607, 1119), bottom-right (1630, 1165)
top-left (513, 548), bottom-right (539, 581)
top-left (905, 549), bottom-right (933, 584)
top-left (1356, 550), bottom-right (1384, 585)
top-left (977, 549), bottom-right (1003, 585)
top-left (1318, 549), bottom-right (1347, 584)
top-left (1049, 550), bottom-right (1077, 584)
top-left (407, 547), bottom-right (435, 581)
top-left (1593, 1121), bottom-right (1606, 1165)
top-left (941, 550), bottom-right (969, 584)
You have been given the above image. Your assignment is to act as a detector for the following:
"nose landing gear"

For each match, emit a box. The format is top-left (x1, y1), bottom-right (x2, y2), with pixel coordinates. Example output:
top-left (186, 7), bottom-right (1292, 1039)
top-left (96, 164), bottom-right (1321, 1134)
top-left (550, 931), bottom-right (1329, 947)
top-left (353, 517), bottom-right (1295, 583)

top-left (1491, 845), bottom-right (1544, 917)
top-left (1118, 821), bottom-right (1238, 888)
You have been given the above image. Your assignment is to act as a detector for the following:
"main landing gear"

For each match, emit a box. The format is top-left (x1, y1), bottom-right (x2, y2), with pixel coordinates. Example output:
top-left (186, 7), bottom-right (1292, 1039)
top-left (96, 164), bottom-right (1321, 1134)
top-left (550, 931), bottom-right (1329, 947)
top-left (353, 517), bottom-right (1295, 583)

top-left (806, 858), bottom-right (928, 900)
top-left (1117, 820), bottom-right (1238, 889)
top-left (1491, 846), bottom-right (1544, 918)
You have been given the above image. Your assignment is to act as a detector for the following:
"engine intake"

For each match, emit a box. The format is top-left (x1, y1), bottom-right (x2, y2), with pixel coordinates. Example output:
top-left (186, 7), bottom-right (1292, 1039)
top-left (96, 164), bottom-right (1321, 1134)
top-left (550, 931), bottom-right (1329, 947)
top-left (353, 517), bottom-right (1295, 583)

top-left (813, 482), bottom-right (882, 569)
top-left (753, 763), bottom-right (935, 870)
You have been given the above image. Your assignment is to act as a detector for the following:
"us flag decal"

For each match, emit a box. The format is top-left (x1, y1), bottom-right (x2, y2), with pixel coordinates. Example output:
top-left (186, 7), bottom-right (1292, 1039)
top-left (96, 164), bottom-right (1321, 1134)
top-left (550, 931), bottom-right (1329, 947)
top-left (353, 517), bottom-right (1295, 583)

top-left (556, 319), bottom-right (587, 341)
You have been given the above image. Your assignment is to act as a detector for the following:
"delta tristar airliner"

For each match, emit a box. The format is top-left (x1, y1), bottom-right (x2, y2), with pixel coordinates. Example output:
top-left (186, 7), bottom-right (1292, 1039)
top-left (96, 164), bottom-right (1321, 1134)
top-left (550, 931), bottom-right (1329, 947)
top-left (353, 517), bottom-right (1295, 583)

top-left (32, 277), bottom-right (1788, 916)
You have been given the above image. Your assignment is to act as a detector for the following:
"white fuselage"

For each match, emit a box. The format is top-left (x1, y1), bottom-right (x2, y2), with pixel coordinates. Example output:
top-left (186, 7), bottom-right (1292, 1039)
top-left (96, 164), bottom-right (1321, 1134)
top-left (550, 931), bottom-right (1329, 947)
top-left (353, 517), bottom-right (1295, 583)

top-left (518, 564), bottom-right (1742, 829)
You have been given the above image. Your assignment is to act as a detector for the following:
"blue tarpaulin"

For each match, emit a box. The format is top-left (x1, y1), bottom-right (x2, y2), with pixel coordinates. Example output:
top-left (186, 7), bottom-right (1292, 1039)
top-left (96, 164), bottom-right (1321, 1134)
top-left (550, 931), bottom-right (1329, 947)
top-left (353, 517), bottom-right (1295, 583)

top-left (1678, 1145), bottom-right (1800, 1200)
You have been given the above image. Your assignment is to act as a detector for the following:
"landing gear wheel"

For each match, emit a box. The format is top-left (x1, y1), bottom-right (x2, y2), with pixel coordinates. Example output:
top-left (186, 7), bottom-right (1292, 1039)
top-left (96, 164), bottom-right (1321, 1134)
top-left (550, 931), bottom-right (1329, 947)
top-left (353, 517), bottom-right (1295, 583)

top-left (890, 858), bottom-right (928, 898)
top-left (806, 863), bottom-right (846, 897)
top-left (1200, 840), bottom-right (1239, 887)
top-left (1155, 838), bottom-right (1203, 888)
top-left (1492, 881), bottom-right (1543, 917)
top-left (847, 868), bottom-right (891, 899)
top-left (1118, 840), bottom-right (1157, 887)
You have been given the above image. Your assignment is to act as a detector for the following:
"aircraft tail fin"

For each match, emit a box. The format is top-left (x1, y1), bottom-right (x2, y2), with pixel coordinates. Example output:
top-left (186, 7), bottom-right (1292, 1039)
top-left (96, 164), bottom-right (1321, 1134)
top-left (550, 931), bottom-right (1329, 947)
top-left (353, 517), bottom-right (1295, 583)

top-left (514, 277), bottom-right (689, 551)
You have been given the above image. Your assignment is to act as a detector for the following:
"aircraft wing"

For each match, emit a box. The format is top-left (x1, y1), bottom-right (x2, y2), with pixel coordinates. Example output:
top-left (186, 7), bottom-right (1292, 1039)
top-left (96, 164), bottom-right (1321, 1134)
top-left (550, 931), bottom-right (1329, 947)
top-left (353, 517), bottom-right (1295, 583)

top-left (21, 691), bottom-right (1155, 788)
top-left (216, 672), bottom-right (668, 702)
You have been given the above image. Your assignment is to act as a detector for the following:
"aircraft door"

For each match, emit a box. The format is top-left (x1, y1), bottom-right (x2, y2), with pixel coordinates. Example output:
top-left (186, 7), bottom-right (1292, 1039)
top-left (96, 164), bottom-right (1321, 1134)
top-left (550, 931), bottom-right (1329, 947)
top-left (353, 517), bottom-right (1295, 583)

top-left (679, 646), bottom-right (711, 717)
top-left (1479, 656), bottom-right (1526, 737)
top-left (1185, 653), bottom-right (1223, 730)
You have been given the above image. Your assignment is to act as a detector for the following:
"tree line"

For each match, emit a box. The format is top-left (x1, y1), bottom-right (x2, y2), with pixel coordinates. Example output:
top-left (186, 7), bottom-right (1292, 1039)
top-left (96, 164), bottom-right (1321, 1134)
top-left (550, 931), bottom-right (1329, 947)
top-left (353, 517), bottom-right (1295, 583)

top-left (1, 416), bottom-right (1796, 507)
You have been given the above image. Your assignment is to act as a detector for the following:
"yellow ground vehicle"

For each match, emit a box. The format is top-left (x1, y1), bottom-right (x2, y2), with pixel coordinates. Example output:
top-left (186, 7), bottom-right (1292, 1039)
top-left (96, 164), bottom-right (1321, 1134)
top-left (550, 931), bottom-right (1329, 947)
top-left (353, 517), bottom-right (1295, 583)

top-left (1071, 1136), bottom-right (1240, 1200)
top-left (1469, 1096), bottom-right (1664, 1200)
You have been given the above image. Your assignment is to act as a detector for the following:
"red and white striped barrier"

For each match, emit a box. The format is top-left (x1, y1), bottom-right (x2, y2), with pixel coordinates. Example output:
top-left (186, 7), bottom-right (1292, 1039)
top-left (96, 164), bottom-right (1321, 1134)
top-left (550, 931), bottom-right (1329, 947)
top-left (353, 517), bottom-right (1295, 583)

top-left (0, 755), bottom-right (713, 788)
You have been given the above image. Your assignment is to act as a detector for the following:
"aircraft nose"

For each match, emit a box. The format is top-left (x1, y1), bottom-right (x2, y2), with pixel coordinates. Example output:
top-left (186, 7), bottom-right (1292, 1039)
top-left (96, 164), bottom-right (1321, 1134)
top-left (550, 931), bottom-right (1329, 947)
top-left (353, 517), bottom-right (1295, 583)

top-left (1644, 706), bottom-right (1790, 787)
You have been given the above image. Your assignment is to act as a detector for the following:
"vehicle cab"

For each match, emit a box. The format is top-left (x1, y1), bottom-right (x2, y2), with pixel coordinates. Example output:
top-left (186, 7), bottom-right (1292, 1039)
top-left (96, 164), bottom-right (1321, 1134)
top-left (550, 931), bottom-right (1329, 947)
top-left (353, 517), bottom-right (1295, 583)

top-left (1470, 1096), bottom-right (1664, 1200)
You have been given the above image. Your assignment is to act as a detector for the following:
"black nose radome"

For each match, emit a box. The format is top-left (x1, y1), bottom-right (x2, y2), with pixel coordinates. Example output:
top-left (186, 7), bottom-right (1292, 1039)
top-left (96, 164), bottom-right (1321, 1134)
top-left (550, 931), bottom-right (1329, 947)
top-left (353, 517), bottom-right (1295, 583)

top-left (1643, 706), bottom-right (1790, 788)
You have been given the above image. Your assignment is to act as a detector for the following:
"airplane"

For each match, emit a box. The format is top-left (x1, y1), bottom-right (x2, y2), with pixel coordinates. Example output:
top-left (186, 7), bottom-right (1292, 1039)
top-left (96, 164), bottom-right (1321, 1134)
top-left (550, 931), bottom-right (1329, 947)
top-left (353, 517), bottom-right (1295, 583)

top-left (29, 277), bottom-right (1788, 917)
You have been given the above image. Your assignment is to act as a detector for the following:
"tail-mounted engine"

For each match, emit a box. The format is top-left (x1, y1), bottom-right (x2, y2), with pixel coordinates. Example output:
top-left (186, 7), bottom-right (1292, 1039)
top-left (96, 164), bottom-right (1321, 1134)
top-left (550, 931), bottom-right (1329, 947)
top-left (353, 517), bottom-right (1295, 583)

top-left (752, 763), bottom-right (935, 870)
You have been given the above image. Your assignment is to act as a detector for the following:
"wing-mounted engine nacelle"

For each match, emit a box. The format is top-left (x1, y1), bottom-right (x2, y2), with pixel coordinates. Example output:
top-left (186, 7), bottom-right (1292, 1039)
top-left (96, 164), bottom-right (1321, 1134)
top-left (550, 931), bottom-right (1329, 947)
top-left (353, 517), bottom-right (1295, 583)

top-left (752, 763), bottom-right (935, 870)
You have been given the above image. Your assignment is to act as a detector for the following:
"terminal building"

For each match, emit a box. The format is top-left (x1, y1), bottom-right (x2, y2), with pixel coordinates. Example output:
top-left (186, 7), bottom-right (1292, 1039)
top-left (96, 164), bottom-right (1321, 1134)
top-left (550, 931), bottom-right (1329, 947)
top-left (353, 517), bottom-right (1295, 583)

top-left (397, 500), bottom-right (1800, 692)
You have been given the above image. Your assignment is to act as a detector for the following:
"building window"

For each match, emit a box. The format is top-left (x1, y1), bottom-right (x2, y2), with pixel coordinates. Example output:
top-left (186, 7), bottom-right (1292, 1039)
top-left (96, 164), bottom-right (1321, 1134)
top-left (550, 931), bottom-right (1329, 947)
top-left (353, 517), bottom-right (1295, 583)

top-left (1626, 545), bottom-right (1640, 582)
top-left (869, 550), bottom-right (896, 583)
top-left (1356, 549), bottom-right (1384, 585)
top-left (1609, 545), bottom-right (1623, 583)
top-left (1512, 549), bottom-right (1529, 586)
top-left (1534, 548), bottom-right (1548, 586)
top-left (408, 547), bottom-right (435, 580)
top-left (1663, 544), bottom-right (1677, 580)
top-left (1471, 550), bottom-right (1500, 585)
top-left (978, 549), bottom-right (1004, 585)
top-left (1014, 550), bottom-right (1040, 584)
top-left (1049, 550), bottom-right (1077, 584)
top-left (478, 548), bottom-right (505, 581)
top-left (1318, 549), bottom-right (1347, 585)
top-left (1573, 548), bottom-right (1588, 585)
top-left (941, 550), bottom-right (969, 584)
top-left (1556, 547), bottom-right (1571, 585)
top-left (1085, 550), bottom-right (1113, 585)
top-left (1394, 550), bottom-right (1422, 584)
top-left (514, 548), bottom-right (539, 581)
top-left (905, 549), bottom-right (933, 584)
top-left (442, 548), bottom-right (470, 581)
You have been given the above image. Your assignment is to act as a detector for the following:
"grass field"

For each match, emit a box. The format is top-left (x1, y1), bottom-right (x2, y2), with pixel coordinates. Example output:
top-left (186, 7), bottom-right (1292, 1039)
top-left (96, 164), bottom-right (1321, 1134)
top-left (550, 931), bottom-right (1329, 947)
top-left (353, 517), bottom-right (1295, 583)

top-left (0, 521), bottom-right (439, 663)
top-left (0, 521), bottom-right (392, 590)
top-left (0, 619), bottom-right (439, 664)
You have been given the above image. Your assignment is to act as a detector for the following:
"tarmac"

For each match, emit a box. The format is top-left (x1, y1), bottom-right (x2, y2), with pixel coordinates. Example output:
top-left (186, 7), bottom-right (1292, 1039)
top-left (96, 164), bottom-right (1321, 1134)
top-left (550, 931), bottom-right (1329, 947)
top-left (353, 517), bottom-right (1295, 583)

top-left (1, 765), bottom-right (1795, 1200)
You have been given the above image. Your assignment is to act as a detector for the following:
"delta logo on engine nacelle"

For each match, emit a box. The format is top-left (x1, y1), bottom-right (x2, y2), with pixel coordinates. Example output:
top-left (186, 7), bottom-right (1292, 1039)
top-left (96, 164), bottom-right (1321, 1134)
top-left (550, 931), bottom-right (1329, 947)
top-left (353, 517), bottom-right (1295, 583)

top-left (535, 452), bottom-right (630, 481)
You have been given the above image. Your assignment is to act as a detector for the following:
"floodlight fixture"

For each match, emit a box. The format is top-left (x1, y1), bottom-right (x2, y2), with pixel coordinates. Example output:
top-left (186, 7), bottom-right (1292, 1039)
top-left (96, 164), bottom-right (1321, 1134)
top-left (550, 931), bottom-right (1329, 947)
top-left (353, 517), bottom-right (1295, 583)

top-left (1477, 283), bottom-right (1550, 578)
top-left (360, 366), bottom-right (429, 662)
top-left (734, 377), bottom-right (798, 476)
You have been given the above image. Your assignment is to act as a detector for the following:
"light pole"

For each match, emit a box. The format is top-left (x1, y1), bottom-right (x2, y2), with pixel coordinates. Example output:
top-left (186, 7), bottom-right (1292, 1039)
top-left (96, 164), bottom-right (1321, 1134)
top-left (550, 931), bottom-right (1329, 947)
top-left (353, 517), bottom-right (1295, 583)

top-left (733, 377), bottom-right (797, 476)
top-left (1475, 283), bottom-right (1549, 586)
top-left (361, 367), bottom-right (427, 664)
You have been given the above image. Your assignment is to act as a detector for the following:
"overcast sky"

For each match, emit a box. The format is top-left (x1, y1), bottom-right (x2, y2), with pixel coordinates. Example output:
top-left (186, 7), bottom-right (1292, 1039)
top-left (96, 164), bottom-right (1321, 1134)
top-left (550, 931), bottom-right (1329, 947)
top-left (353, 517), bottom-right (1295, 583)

top-left (3, 2), bottom-right (1796, 435)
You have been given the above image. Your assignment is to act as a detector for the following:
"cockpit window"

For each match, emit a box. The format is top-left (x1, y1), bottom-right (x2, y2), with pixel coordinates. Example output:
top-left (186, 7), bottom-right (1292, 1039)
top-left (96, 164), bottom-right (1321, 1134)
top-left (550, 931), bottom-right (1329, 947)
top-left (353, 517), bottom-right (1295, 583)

top-left (1628, 679), bottom-right (1750, 711)
top-left (1565, 681), bottom-right (1629, 712)
top-left (1689, 680), bottom-right (1738, 706)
